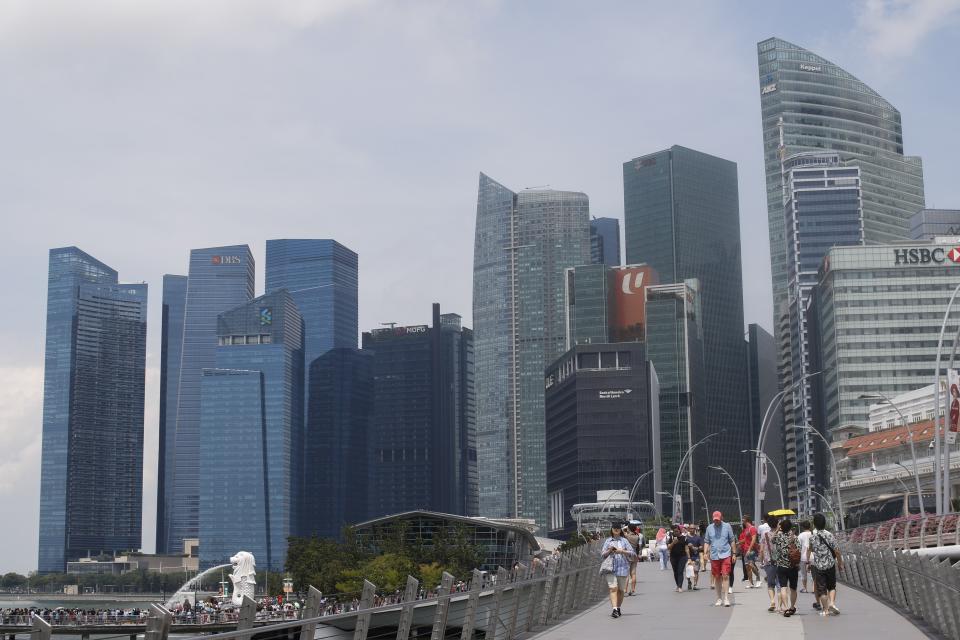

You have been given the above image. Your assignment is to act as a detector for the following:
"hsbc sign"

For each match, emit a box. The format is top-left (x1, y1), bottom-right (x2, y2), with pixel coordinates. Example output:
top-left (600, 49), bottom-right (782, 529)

top-left (893, 247), bottom-right (960, 265)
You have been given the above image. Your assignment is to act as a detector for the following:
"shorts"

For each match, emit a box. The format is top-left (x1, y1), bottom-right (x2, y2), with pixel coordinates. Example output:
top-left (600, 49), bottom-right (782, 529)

top-left (689, 556), bottom-right (700, 572)
top-left (605, 574), bottom-right (628, 590)
top-left (776, 566), bottom-right (799, 591)
top-left (710, 557), bottom-right (732, 577)
top-left (744, 551), bottom-right (758, 564)
top-left (814, 565), bottom-right (837, 592)
top-left (763, 563), bottom-right (778, 588)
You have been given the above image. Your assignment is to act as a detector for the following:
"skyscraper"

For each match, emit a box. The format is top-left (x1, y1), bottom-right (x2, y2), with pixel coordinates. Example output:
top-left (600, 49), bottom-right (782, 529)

top-left (473, 173), bottom-right (590, 527)
top-left (362, 304), bottom-right (477, 518)
top-left (911, 209), bottom-right (960, 240)
top-left (624, 146), bottom-right (751, 519)
top-left (303, 348), bottom-right (374, 539)
top-left (746, 323), bottom-right (784, 515)
top-left (757, 37), bottom-right (925, 326)
top-left (590, 217), bottom-right (621, 266)
top-left (199, 291), bottom-right (303, 570)
top-left (782, 152), bottom-right (864, 511)
top-left (166, 245), bottom-right (254, 554)
top-left (156, 274), bottom-right (187, 555)
top-left (38, 247), bottom-right (147, 572)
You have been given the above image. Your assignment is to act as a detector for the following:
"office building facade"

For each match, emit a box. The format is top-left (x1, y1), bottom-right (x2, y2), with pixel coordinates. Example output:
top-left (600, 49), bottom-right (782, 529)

top-left (156, 274), bottom-right (188, 555)
top-left (590, 217), bottom-right (621, 267)
top-left (362, 305), bottom-right (477, 519)
top-left (303, 348), bottom-right (374, 539)
top-left (757, 36), bottom-right (925, 327)
top-left (473, 174), bottom-right (590, 528)
top-left (544, 343), bottom-right (654, 537)
top-left (39, 247), bottom-right (147, 572)
top-left (782, 152), bottom-right (864, 512)
top-left (747, 323), bottom-right (785, 515)
top-left (812, 240), bottom-right (960, 434)
top-left (166, 245), bottom-right (254, 554)
top-left (910, 209), bottom-right (960, 240)
top-left (199, 291), bottom-right (303, 570)
top-left (564, 264), bottom-right (659, 347)
top-left (624, 146), bottom-right (751, 520)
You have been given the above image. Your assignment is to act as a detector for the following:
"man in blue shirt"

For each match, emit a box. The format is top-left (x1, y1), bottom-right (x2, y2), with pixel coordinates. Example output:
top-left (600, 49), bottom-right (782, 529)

top-left (703, 510), bottom-right (735, 607)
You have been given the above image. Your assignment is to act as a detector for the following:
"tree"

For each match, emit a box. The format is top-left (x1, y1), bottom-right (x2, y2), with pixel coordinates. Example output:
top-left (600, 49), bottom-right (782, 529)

top-left (417, 562), bottom-right (444, 591)
top-left (1, 573), bottom-right (28, 589)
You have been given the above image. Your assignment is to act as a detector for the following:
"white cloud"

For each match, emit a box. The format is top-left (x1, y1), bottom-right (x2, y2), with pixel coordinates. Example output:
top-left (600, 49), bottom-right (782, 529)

top-left (856, 0), bottom-right (960, 56)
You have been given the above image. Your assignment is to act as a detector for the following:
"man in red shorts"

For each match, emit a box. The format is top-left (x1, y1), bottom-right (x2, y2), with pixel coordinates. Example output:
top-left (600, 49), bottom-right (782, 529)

top-left (703, 510), bottom-right (736, 607)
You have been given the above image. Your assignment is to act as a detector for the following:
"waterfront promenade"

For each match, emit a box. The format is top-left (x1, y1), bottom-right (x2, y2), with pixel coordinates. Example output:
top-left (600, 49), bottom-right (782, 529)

top-left (529, 562), bottom-right (932, 640)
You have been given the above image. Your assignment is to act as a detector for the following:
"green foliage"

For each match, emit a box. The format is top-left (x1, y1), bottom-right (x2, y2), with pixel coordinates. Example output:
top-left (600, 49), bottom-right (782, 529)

top-left (558, 531), bottom-right (587, 552)
top-left (1, 572), bottom-right (28, 589)
top-left (417, 562), bottom-right (444, 589)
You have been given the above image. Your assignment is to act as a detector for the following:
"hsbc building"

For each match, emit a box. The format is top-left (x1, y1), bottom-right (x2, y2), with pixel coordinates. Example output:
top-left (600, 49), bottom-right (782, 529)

top-left (811, 239), bottom-right (960, 438)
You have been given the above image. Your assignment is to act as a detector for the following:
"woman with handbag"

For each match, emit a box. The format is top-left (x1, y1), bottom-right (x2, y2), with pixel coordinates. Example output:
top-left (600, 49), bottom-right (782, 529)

top-left (600, 524), bottom-right (635, 618)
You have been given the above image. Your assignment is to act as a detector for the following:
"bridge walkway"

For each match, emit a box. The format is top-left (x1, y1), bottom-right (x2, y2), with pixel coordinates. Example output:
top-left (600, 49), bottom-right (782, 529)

top-left (527, 561), bottom-right (933, 639)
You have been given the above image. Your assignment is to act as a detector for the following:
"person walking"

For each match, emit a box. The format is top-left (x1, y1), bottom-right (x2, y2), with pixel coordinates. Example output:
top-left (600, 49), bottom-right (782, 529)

top-left (601, 524), bottom-right (636, 618)
top-left (656, 528), bottom-right (669, 570)
top-left (808, 512), bottom-right (842, 616)
top-left (797, 520), bottom-right (812, 594)
top-left (738, 516), bottom-right (759, 588)
top-left (772, 518), bottom-right (800, 617)
top-left (624, 523), bottom-right (641, 596)
top-left (758, 513), bottom-right (780, 612)
top-left (668, 524), bottom-right (689, 592)
top-left (686, 525), bottom-right (703, 590)
top-left (703, 511), bottom-right (736, 607)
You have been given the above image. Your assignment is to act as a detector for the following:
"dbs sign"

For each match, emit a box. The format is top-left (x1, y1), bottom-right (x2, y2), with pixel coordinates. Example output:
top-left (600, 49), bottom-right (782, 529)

top-left (609, 266), bottom-right (658, 342)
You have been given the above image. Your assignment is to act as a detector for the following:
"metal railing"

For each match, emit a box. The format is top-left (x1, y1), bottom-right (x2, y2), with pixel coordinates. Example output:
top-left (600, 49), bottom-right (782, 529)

top-left (838, 513), bottom-right (959, 550)
top-left (24, 542), bottom-right (607, 640)
top-left (839, 542), bottom-right (960, 639)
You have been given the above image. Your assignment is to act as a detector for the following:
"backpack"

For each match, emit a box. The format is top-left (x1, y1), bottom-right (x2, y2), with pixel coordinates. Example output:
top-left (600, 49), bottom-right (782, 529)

top-left (787, 535), bottom-right (801, 568)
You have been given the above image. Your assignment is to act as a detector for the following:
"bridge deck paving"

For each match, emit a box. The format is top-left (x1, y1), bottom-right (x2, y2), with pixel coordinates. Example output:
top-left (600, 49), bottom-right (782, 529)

top-left (526, 561), bottom-right (932, 639)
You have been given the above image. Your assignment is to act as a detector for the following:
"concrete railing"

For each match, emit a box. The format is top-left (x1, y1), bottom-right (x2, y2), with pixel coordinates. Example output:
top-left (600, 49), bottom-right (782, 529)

top-left (30, 542), bottom-right (607, 640)
top-left (839, 542), bottom-right (960, 639)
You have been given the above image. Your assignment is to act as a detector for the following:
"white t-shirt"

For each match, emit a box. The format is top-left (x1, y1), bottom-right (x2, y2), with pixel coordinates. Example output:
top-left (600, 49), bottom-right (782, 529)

top-left (797, 530), bottom-right (812, 562)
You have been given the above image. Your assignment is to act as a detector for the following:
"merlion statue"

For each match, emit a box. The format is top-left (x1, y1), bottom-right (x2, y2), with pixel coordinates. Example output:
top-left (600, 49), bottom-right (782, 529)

top-left (229, 551), bottom-right (256, 606)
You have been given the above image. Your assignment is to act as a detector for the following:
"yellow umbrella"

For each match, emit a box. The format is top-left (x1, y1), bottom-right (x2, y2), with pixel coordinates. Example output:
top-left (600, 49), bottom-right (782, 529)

top-left (768, 508), bottom-right (796, 516)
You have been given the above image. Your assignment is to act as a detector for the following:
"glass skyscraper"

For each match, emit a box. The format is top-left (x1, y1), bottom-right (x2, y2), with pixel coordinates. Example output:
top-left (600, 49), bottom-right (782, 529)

top-left (782, 152), bottom-right (864, 512)
top-left (303, 348), bottom-right (374, 539)
top-left (362, 305), bottom-right (477, 519)
top-left (624, 146), bottom-right (751, 519)
top-left (156, 274), bottom-right (187, 555)
top-left (199, 291), bottom-right (303, 570)
top-left (910, 209), bottom-right (960, 240)
top-left (166, 245), bottom-right (254, 554)
top-left (590, 217), bottom-right (621, 266)
top-left (38, 247), bottom-right (147, 572)
top-left (473, 174), bottom-right (590, 528)
top-left (757, 36), bottom-right (925, 325)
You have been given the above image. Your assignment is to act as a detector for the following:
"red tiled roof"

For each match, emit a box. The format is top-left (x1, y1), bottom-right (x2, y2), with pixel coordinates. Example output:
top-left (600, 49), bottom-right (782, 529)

top-left (841, 419), bottom-right (944, 457)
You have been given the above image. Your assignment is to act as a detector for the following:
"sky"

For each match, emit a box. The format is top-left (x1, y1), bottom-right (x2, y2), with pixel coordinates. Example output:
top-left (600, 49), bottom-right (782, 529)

top-left (1, 0), bottom-right (958, 575)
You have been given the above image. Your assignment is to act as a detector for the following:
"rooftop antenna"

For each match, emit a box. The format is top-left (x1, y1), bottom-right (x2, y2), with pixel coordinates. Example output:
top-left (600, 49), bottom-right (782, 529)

top-left (524, 184), bottom-right (551, 190)
top-left (381, 322), bottom-right (398, 329)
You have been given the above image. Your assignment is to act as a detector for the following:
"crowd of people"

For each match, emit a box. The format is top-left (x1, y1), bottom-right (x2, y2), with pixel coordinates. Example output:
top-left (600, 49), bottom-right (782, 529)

top-left (601, 510), bottom-right (844, 620)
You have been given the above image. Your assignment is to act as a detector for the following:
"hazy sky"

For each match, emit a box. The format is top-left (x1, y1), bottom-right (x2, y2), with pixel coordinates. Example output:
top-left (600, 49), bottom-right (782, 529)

top-left (1, 0), bottom-right (958, 574)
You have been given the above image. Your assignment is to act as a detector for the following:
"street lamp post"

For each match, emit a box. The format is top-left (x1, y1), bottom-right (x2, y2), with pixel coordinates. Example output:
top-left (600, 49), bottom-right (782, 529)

top-left (628, 469), bottom-right (655, 507)
top-left (810, 489), bottom-right (841, 529)
top-left (672, 432), bottom-right (721, 523)
top-left (743, 449), bottom-right (784, 510)
top-left (710, 465), bottom-right (742, 523)
top-left (681, 480), bottom-right (710, 520)
top-left (859, 392), bottom-right (924, 505)
top-left (752, 371), bottom-right (823, 524)
top-left (799, 425), bottom-right (844, 530)
top-left (933, 282), bottom-right (960, 515)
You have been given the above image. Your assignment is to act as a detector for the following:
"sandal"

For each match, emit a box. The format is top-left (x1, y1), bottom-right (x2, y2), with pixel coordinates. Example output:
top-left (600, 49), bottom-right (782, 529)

top-left (783, 609), bottom-right (793, 617)
top-left (768, 605), bottom-right (776, 612)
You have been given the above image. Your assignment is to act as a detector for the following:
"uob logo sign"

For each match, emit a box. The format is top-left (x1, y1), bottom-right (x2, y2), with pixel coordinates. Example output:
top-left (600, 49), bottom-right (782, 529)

top-left (621, 270), bottom-right (645, 294)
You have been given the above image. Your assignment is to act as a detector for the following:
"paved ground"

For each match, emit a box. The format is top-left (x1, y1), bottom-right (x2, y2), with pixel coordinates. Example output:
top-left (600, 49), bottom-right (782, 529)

top-left (528, 561), bottom-right (932, 639)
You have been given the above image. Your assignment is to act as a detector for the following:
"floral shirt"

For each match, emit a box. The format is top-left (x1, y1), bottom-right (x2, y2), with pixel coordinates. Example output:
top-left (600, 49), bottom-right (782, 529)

top-left (771, 531), bottom-right (797, 569)
top-left (808, 529), bottom-right (838, 571)
top-left (601, 537), bottom-right (635, 577)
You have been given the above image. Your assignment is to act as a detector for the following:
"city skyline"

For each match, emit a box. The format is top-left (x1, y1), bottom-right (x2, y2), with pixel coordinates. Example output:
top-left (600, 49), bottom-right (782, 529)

top-left (3, 1), bottom-right (960, 573)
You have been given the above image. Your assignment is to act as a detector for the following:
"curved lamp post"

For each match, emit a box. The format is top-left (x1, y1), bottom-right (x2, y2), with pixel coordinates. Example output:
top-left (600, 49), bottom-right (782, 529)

top-left (709, 465), bottom-right (743, 523)
top-left (933, 282), bottom-right (960, 515)
top-left (859, 392), bottom-right (924, 505)
top-left (681, 480), bottom-right (710, 520)
top-left (743, 449), bottom-right (784, 510)
top-left (752, 371), bottom-right (823, 523)
top-left (672, 432), bottom-right (721, 523)
top-left (798, 425), bottom-right (844, 530)
top-left (809, 489), bottom-right (841, 528)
